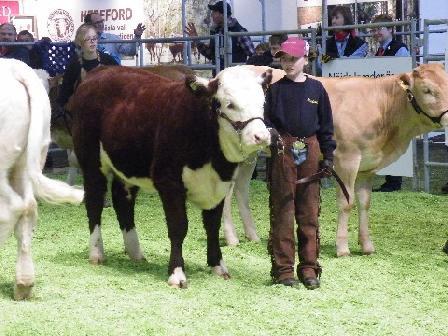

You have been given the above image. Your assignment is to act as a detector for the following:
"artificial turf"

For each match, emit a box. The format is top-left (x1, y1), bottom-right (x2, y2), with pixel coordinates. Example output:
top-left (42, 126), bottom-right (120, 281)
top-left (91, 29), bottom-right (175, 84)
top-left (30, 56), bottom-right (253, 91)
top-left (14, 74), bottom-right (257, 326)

top-left (1, 180), bottom-right (447, 336)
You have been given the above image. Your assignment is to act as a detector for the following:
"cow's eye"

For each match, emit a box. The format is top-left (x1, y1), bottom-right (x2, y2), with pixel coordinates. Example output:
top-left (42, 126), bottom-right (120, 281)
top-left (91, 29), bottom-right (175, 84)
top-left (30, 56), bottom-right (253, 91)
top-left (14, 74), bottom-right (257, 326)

top-left (422, 87), bottom-right (431, 94)
top-left (226, 103), bottom-right (235, 110)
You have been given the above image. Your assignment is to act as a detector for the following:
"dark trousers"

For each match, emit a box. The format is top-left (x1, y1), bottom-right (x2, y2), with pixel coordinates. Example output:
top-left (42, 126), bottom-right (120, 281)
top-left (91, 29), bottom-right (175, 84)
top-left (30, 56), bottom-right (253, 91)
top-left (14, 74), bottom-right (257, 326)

top-left (267, 135), bottom-right (321, 281)
top-left (385, 175), bottom-right (402, 187)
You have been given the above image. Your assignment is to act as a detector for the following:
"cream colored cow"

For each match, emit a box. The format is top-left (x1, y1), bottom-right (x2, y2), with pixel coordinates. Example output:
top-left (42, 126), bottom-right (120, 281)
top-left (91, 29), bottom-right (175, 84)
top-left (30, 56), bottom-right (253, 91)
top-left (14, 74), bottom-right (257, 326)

top-left (224, 64), bottom-right (448, 257)
top-left (0, 59), bottom-right (84, 300)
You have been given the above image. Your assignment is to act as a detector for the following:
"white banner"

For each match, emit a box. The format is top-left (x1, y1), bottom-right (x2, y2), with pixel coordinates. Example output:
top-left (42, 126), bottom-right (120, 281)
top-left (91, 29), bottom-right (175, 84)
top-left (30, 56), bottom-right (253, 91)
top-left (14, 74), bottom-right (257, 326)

top-left (22, 0), bottom-right (144, 42)
top-left (322, 57), bottom-right (414, 177)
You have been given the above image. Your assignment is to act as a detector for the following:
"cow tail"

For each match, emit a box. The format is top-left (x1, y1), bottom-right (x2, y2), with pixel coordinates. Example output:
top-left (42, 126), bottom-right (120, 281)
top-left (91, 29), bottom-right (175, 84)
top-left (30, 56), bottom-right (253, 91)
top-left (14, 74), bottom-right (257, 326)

top-left (15, 61), bottom-right (84, 205)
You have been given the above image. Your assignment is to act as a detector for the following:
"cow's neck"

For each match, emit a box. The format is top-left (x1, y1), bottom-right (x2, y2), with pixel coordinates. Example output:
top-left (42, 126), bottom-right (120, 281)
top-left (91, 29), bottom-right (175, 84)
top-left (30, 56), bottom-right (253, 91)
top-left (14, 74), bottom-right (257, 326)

top-left (218, 124), bottom-right (248, 163)
top-left (385, 77), bottom-right (437, 140)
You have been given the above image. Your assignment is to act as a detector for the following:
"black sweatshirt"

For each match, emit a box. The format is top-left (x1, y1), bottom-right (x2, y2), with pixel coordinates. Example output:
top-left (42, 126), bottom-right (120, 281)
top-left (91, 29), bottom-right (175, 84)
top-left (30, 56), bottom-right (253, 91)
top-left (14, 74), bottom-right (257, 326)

top-left (265, 76), bottom-right (336, 161)
top-left (57, 51), bottom-right (118, 107)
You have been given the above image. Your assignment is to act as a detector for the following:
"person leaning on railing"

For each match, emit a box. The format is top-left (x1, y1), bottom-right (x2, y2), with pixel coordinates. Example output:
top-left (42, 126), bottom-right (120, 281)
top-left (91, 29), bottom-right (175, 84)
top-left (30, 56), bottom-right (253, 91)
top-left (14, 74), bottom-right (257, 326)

top-left (319, 5), bottom-right (368, 64)
top-left (371, 14), bottom-right (410, 193)
top-left (0, 23), bottom-right (30, 65)
top-left (185, 1), bottom-right (255, 73)
top-left (84, 13), bottom-right (145, 65)
top-left (246, 34), bottom-right (288, 69)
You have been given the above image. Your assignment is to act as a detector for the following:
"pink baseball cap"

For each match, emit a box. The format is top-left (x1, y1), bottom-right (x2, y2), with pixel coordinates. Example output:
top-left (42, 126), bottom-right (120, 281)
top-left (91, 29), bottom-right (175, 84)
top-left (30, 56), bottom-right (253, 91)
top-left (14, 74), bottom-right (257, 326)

top-left (274, 37), bottom-right (309, 58)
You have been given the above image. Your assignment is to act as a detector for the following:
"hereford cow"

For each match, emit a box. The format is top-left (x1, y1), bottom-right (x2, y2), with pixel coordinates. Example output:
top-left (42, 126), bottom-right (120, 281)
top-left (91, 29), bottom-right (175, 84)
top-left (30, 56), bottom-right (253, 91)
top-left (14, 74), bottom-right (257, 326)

top-left (223, 64), bottom-right (448, 257)
top-left (71, 65), bottom-right (272, 287)
top-left (0, 59), bottom-right (84, 300)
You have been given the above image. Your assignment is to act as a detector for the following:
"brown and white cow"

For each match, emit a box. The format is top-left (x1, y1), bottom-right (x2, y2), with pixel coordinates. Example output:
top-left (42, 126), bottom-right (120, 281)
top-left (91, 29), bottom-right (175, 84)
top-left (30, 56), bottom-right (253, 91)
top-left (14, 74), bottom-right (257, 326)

top-left (71, 65), bottom-right (272, 287)
top-left (224, 64), bottom-right (448, 256)
top-left (0, 59), bottom-right (84, 300)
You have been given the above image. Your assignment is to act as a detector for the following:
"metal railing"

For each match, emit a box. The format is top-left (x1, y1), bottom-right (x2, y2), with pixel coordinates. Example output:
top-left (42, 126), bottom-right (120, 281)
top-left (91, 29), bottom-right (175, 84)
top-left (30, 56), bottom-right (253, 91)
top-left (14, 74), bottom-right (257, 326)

top-left (421, 19), bottom-right (448, 193)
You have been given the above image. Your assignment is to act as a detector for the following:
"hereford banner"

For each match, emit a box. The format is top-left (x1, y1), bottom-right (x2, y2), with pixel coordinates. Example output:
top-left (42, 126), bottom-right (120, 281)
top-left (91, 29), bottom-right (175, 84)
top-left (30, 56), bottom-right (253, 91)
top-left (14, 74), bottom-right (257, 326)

top-left (21, 0), bottom-right (144, 41)
top-left (0, 0), bottom-right (19, 24)
top-left (322, 56), bottom-right (414, 177)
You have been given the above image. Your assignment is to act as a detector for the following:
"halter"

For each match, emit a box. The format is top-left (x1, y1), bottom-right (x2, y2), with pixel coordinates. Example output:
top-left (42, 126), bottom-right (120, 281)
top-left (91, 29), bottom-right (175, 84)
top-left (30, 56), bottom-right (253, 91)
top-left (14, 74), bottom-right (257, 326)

top-left (212, 100), bottom-right (266, 162)
top-left (399, 80), bottom-right (448, 124)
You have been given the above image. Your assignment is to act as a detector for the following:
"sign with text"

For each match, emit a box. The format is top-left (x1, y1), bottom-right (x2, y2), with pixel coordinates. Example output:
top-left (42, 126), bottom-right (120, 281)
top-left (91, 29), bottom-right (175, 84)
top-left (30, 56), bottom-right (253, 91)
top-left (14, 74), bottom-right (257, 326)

top-left (0, 1), bottom-right (19, 24)
top-left (322, 56), bottom-right (412, 78)
top-left (322, 56), bottom-right (414, 177)
top-left (22, 0), bottom-right (143, 41)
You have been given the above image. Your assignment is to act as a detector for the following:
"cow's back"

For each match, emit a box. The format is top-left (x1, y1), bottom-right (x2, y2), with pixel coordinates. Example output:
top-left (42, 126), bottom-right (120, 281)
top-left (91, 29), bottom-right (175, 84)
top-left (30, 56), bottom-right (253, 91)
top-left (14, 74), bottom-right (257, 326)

top-left (72, 66), bottom-right (214, 181)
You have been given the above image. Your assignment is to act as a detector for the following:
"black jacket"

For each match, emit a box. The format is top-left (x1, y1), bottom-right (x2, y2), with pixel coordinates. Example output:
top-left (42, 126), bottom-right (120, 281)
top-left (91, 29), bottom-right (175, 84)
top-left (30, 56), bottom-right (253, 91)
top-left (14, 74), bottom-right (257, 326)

top-left (326, 35), bottom-right (365, 58)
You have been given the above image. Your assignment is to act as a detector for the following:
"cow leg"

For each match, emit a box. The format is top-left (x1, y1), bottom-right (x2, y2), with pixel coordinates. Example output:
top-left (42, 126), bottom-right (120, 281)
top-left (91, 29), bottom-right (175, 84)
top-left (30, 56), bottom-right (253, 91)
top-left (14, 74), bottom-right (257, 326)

top-left (158, 188), bottom-right (188, 288)
top-left (111, 177), bottom-right (144, 261)
top-left (335, 156), bottom-right (360, 257)
top-left (66, 150), bottom-right (79, 186)
top-left (0, 171), bottom-right (25, 245)
top-left (355, 174), bottom-right (375, 255)
top-left (10, 166), bottom-right (36, 300)
top-left (235, 159), bottom-right (259, 242)
top-left (84, 170), bottom-right (107, 264)
top-left (203, 201), bottom-right (231, 280)
top-left (222, 182), bottom-right (239, 246)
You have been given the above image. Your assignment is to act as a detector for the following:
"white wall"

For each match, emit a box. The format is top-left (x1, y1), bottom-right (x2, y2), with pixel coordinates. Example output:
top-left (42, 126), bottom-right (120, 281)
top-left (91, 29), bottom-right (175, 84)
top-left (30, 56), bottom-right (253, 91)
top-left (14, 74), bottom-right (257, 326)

top-left (233, 0), bottom-right (298, 32)
top-left (420, 0), bottom-right (448, 55)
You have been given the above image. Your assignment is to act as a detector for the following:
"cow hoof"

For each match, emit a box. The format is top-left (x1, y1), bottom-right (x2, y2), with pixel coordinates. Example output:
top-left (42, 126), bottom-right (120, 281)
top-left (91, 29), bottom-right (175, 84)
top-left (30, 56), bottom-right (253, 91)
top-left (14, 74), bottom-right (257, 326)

top-left (361, 241), bottom-right (375, 255)
top-left (168, 267), bottom-right (187, 289)
top-left (125, 249), bottom-right (146, 262)
top-left (225, 236), bottom-right (239, 246)
top-left (245, 234), bottom-right (260, 242)
top-left (212, 260), bottom-right (231, 280)
top-left (14, 283), bottom-right (33, 300)
top-left (336, 248), bottom-right (351, 257)
top-left (89, 254), bottom-right (105, 265)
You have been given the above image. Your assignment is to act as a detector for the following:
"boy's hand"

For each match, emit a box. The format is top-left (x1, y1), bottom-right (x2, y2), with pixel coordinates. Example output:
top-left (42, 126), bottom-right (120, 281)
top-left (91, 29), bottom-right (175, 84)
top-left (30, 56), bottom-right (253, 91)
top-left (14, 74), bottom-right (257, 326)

top-left (319, 159), bottom-right (333, 177)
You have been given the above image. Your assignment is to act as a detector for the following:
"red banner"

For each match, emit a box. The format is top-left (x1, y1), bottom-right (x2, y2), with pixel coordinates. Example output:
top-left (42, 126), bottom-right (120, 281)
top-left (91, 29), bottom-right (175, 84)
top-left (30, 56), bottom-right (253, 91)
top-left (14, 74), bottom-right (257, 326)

top-left (0, 1), bottom-right (19, 24)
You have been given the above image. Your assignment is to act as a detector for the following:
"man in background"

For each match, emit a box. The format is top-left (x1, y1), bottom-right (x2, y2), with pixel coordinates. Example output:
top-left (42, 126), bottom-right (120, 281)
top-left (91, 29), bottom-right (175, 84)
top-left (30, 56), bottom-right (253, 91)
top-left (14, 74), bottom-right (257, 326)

top-left (185, 1), bottom-right (255, 72)
top-left (0, 23), bottom-right (30, 65)
top-left (84, 13), bottom-right (145, 64)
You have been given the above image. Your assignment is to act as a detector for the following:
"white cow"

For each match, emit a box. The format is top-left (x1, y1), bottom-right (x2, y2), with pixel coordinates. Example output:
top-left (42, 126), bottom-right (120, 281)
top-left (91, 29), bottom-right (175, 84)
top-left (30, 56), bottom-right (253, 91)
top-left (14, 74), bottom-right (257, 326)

top-left (0, 59), bottom-right (84, 300)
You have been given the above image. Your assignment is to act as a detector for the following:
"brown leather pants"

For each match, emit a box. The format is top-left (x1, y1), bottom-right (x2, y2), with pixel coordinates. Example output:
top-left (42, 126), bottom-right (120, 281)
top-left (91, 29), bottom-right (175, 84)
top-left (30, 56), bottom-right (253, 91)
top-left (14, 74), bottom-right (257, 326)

top-left (267, 135), bottom-right (321, 282)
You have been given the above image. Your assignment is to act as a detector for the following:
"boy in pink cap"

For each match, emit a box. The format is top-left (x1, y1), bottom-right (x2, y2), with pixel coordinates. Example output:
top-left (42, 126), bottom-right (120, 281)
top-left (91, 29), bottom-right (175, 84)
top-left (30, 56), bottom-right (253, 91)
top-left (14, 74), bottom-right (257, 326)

top-left (265, 36), bottom-right (336, 289)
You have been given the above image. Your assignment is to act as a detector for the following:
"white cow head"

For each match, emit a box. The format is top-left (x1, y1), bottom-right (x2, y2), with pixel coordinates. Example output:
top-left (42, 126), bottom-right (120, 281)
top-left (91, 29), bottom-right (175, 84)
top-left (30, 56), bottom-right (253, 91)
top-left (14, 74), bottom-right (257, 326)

top-left (192, 66), bottom-right (272, 162)
top-left (400, 63), bottom-right (448, 127)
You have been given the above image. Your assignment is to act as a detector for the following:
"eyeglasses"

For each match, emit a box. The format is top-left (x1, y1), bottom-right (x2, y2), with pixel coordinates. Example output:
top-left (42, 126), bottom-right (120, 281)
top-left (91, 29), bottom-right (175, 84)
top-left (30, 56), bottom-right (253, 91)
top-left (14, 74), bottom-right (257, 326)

top-left (92, 20), bottom-right (104, 25)
top-left (83, 36), bottom-right (98, 43)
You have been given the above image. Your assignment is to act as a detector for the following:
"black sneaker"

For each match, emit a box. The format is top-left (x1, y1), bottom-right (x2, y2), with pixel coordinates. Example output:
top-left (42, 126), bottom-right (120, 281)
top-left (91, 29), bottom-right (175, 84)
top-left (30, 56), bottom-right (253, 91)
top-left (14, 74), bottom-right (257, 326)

top-left (443, 240), bottom-right (448, 255)
top-left (373, 184), bottom-right (401, 192)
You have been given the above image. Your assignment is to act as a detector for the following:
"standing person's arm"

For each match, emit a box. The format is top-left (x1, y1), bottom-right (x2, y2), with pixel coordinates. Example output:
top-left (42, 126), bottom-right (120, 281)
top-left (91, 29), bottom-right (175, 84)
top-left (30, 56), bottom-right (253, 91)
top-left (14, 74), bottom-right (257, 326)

top-left (117, 23), bottom-right (145, 57)
top-left (57, 60), bottom-right (81, 108)
top-left (238, 35), bottom-right (255, 57)
top-left (185, 22), bottom-right (214, 61)
top-left (349, 42), bottom-right (368, 58)
top-left (316, 84), bottom-right (336, 162)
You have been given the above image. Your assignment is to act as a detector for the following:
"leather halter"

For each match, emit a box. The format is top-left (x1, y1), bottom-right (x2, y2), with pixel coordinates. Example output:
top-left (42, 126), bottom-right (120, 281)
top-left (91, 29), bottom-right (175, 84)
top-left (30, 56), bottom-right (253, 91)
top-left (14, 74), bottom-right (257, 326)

top-left (217, 110), bottom-right (265, 134)
top-left (399, 80), bottom-right (448, 124)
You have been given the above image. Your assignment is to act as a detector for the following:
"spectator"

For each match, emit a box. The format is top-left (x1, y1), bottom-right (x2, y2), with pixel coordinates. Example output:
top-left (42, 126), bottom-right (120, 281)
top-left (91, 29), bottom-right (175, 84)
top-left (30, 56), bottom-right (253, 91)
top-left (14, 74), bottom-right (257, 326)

top-left (57, 23), bottom-right (118, 109)
top-left (84, 13), bottom-right (145, 65)
top-left (246, 34), bottom-right (288, 68)
top-left (265, 37), bottom-right (336, 289)
top-left (185, 1), bottom-right (255, 73)
top-left (0, 23), bottom-right (30, 65)
top-left (17, 30), bottom-right (42, 69)
top-left (321, 5), bottom-right (368, 61)
top-left (371, 14), bottom-right (409, 193)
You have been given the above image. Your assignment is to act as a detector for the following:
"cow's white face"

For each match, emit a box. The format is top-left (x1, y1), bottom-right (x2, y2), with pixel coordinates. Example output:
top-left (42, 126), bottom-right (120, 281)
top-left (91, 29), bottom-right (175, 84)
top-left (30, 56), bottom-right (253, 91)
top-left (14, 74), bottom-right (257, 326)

top-left (214, 66), bottom-right (271, 162)
top-left (405, 64), bottom-right (448, 127)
